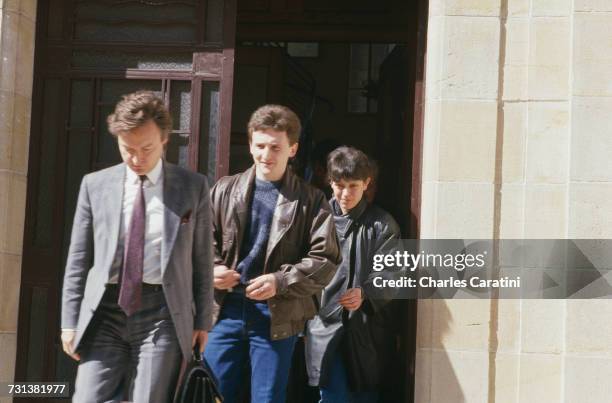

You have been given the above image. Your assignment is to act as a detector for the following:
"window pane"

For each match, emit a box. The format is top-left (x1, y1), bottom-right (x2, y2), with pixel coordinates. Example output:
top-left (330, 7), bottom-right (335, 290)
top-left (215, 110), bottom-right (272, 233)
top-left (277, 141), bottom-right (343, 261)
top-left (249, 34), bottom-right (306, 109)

top-left (166, 133), bottom-right (190, 168)
top-left (170, 81), bottom-right (192, 132)
top-left (72, 51), bottom-right (193, 71)
top-left (199, 82), bottom-right (220, 180)
top-left (349, 44), bottom-right (369, 88)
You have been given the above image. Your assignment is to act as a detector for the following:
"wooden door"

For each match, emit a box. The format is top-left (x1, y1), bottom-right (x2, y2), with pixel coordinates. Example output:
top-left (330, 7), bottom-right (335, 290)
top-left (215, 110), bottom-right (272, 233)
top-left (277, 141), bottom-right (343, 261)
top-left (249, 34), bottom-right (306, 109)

top-left (15, 1), bottom-right (236, 400)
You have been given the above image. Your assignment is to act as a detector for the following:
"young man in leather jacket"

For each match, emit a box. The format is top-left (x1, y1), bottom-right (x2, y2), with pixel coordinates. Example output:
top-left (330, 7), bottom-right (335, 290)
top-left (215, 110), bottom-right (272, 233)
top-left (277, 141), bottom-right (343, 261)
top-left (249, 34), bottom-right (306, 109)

top-left (204, 104), bottom-right (342, 403)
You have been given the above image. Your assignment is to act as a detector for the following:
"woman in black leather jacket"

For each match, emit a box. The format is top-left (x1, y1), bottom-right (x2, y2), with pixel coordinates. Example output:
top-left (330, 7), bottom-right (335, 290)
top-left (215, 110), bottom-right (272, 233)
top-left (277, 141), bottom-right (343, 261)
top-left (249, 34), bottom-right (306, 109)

top-left (305, 146), bottom-right (401, 403)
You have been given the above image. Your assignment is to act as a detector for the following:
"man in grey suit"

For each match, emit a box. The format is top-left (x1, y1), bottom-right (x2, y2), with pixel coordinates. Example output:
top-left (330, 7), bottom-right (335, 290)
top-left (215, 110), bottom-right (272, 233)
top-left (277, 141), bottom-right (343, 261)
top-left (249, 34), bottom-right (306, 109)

top-left (60, 91), bottom-right (213, 402)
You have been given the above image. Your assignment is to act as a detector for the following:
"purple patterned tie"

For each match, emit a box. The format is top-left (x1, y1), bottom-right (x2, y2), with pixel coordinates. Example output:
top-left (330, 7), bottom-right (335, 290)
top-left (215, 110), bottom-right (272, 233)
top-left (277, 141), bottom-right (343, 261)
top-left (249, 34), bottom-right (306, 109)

top-left (119, 175), bottom-right (146, 316)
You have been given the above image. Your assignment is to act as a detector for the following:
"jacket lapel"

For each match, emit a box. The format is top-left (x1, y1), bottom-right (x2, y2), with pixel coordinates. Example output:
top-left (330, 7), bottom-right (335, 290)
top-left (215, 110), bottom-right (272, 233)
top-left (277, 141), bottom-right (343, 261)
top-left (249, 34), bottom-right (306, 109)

top-left (161, 162), bottom-right (187, 276)
top-left (265, 169), bottom-right (299, 263)
top-left (231, 166), bottom-right (255, 265)
top-left (102, 164), bottom-right (126, 274)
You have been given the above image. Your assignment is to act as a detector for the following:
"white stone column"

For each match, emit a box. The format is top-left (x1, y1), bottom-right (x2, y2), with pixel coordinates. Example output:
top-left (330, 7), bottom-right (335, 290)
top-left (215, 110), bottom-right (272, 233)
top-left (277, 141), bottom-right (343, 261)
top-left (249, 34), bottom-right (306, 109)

top-left (416, 0), bottom-right (612, 402)
top-left (0, 1), bottom-right (36, 401)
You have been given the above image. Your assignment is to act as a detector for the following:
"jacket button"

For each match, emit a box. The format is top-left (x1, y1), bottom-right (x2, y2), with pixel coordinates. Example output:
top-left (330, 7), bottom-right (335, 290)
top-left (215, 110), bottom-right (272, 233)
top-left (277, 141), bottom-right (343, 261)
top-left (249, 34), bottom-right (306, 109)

top-left (271, 303), bottom-right (277, 308)
top-left (273, 333), bottom-right (278, 338)
top-left (281, 331), bottom-right (287, 336)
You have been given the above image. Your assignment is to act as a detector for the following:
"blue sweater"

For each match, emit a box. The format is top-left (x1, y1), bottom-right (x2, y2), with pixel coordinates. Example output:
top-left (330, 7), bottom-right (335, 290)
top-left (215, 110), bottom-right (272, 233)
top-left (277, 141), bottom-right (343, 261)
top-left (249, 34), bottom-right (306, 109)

top-left (236, 178), bottom-right (281, 283)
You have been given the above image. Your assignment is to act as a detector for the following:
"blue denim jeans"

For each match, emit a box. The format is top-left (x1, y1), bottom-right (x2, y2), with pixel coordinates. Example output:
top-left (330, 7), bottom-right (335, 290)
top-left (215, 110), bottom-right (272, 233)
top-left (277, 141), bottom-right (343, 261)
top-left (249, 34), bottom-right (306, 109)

top-left (204, 292), bottom-right (297, 403)
top-left (319, 352), bottom-right (379, 403)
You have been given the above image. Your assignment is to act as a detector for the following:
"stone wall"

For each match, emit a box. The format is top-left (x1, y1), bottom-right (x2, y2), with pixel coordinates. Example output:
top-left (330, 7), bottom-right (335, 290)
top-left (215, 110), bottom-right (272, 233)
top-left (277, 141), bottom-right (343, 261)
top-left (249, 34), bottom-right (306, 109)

top-left (0, 1), bottom-right (36, 401)
top-left (418, 1), bottom-right (612, 402)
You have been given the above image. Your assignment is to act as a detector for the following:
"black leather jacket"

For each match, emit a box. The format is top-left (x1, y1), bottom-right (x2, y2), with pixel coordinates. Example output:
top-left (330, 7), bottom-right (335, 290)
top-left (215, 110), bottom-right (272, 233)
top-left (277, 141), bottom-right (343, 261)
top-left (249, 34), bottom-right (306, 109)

top-left (305, 198), bottom-right (401, 389)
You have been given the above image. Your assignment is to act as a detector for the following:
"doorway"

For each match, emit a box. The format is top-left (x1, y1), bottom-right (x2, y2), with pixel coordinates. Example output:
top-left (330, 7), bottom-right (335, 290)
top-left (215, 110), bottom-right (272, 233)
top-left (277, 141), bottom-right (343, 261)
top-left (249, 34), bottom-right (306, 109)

top-left (231, 1), bottom-right (427, 401)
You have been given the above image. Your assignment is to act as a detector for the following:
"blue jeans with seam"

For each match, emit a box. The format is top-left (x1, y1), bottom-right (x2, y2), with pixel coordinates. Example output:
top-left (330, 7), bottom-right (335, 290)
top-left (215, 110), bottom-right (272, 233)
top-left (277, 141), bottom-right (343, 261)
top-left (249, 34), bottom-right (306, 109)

top-left (204, 292), bottom-right (297, 403)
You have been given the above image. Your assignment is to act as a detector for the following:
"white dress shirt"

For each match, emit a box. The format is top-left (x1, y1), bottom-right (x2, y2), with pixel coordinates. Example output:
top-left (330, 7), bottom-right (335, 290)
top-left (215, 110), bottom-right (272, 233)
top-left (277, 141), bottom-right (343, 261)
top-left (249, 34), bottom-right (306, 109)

top-left (108, 159), bottom-right (165, 284)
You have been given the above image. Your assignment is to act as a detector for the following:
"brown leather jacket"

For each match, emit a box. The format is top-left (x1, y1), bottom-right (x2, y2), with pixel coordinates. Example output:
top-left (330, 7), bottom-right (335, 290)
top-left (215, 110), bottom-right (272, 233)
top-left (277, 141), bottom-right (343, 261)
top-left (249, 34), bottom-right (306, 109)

top-left (210, 165), bottom-right (341, 340)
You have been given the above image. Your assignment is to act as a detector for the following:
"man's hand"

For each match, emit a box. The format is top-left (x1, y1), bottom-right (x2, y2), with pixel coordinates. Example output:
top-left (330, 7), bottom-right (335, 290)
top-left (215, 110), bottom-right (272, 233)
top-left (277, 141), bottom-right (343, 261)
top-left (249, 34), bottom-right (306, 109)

top-left (61, 330), bottom-right (80, 361)
top-left (192, 330), bottom-right (208, 355)
top-left (246, 274), bottom-right (277, 300)
top-left (338, 287), bottom-right (363, 311)
top-left (213, 265), bottom-right (240, 290)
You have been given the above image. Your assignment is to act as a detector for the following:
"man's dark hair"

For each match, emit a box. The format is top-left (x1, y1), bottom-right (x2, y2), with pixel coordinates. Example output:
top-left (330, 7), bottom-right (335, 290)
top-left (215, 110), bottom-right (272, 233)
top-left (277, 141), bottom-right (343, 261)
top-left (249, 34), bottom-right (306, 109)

top-left (247, 104), bottom-right (301, 145)
top-left (107, 90), bottom-right (172, 138)
top-left (327, 146), bottom-right (374, 182)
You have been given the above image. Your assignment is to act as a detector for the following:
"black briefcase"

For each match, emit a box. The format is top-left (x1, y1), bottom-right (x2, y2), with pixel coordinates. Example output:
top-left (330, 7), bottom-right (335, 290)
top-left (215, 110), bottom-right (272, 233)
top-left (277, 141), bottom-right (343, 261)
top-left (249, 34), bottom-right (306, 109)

top-left (174, 352), bottom-right (223, 403)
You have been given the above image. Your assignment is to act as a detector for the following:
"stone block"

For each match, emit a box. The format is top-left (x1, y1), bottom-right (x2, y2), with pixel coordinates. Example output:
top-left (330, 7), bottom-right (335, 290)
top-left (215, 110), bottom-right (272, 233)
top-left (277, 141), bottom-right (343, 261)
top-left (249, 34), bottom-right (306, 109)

top-left (444, 0), bottom-right (501, 16)
top-left (505, 18), bottom-right (529, 66)
top-left (0, 332), bottom-right (16, 382)
top-left (571, 97), bottom-right (612, 182)
top-left (502, 64), bottom-right (528, 101)
top-left (430, 350), bottom-right (489, 403)
top-left (441, 17), bottom-right (500, 100)
top-left (525, 102), bottom-right (569, 184)
top-left (520, 300), bottom-right (564, 354)
top-left (417, 295), bottom-right (433, 349)
top-left (531, 0), bottom-right (571, 16)
top-left (425, 16), bottom-right (444, 101)
top-left (436, 183), bottom-right (494, 238)
top-left (508, 0), bottom-right (529, 16)
top-left (569, 183), bottom-right (612, 238)
top-left (14, 16), bottom-right (35, 97)
top-left (0, 10), bottom-right (19, 93)
top-left (422, 100), bottom-right (441, 182)
top-left (528, 18), bottom-right (570, 100)
top-left (0, 91), bottom-right (14, 170)
top-left (0, 172), bottom-right (26, 255)
top-left (10, 94), bottom-right (30, 174)
top-left (499, 184), bottom-right (524, 238)
top-left (432, 300), bottom-right (490, 351)
top-left (518, 354), bottom-right (562, 403)
top-left (438, 100), bottom-right (497, 182)
top-left (496, 299), bottom-right (520, 352)
top-left (0, 253), bottom-right (21, 332)
top-left (575, 0), bottom-right (612, 12)
top-left (573, 14), bottom-right (612, 97)
top-left (566, 300), bottom-right (612, 354)
top-left (501, 102), bottom-right (526, 182)
top-left (524, 185), bottom-right (567, 238)
top-left (419, 181), bottom-right (437, 238)
top-left (493, 353), bottom-right (520, 403)
top-left (565, 356), bottom-right (612, 403)
top-left (19, 0), bottom-right (36, 21)
top-left (414, 350), bottom-right (432, 402)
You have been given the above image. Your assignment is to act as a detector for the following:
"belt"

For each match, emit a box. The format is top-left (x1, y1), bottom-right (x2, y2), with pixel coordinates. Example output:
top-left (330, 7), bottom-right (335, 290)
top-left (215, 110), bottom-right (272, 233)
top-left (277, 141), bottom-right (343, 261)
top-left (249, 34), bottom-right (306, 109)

top-left (105, 283), bottom-right (163, 293)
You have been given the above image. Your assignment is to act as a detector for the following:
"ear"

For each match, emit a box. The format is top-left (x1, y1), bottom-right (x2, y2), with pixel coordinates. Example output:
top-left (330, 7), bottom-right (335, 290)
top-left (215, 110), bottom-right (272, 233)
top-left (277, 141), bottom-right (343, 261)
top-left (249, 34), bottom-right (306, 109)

top-left (364, 177), bottom-right (371, 190)
top-left (288, 142), bottom-right (299, 158)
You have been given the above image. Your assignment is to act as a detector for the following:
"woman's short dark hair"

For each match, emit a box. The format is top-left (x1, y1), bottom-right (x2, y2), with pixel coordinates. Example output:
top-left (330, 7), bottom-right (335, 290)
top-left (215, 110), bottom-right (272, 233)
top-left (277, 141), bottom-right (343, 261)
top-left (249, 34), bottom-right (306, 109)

top-left (327, 146), bottom-right (374, 182)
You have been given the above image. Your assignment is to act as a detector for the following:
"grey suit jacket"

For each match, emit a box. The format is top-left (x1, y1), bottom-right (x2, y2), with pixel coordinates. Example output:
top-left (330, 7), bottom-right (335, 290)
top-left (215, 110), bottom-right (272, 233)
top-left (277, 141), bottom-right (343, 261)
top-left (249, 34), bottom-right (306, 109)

top-left (61, 161), bottom-right (214, 360)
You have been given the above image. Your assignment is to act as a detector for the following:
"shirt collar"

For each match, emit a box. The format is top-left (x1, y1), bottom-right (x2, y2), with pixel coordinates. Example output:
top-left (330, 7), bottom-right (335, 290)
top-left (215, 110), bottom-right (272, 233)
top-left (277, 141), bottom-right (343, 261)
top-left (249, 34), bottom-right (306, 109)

top-left (126, 158), bottom-right (163, 185)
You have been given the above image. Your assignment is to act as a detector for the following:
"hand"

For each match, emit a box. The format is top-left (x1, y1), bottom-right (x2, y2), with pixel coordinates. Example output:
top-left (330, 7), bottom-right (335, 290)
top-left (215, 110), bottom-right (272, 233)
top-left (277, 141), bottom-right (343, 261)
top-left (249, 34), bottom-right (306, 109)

top-left (61, 330), bottom-right (80, 361)
top-left (192, 330), bottom-right (208, 355)
top-left (338, 287), bottom-right (363, 311)
top-left (213, 265), bottom-right (240, 290)
top-left (245, 274), bottom-right (277, 300)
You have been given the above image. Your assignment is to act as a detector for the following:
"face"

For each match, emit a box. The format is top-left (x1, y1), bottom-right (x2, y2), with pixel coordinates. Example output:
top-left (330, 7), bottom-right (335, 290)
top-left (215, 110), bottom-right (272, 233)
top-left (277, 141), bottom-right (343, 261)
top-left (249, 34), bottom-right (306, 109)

top-left (117, 120), bottom-right (168, 176)
top-left (249, 129), bottom-right (298, 181)
top-left (331, 178), bottom-right (371, 214)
